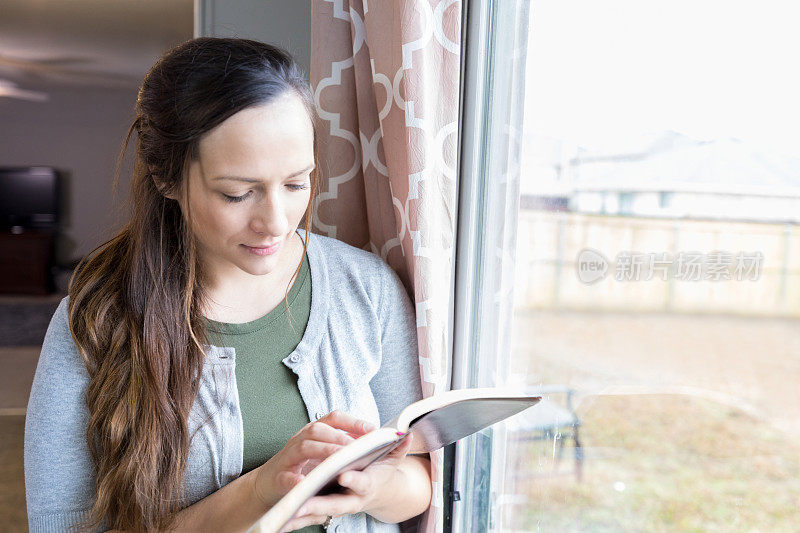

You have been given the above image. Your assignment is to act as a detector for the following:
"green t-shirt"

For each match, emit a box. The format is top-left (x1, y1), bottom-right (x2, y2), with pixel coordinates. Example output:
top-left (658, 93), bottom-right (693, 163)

top-left (204, 253), bottom-right (312, 473)
top-left (204, 253), bottom-right (324, 531)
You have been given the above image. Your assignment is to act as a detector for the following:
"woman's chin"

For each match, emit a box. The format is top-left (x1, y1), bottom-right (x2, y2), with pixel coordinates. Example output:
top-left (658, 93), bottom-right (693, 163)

top-left (239, 260), bottom-right (278, 276)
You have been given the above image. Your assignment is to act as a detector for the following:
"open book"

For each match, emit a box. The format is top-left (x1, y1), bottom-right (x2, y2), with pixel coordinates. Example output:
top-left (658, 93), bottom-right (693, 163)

top-left (248, 388), bottom-right (541, 533)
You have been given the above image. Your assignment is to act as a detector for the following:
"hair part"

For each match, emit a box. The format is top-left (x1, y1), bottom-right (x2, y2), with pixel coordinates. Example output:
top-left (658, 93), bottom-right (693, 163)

top-left (67, 37), bottom-right (320, 531)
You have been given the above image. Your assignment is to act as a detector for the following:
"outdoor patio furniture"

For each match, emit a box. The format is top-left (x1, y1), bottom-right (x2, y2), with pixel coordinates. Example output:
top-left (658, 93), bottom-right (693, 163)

top-left (509, 385), bottom-right (583, 481)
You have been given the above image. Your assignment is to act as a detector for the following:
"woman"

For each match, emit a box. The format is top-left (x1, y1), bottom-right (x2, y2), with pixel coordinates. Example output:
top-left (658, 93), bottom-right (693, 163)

top-left (24, 38), bottom-right (431, 532)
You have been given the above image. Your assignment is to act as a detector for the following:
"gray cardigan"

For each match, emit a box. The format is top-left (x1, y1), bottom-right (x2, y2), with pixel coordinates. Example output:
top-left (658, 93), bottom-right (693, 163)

top-left (24, 228), bottom-right (424, 532)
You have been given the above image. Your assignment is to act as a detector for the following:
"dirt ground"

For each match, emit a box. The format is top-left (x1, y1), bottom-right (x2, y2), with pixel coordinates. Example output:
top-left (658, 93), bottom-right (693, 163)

top-left (511, 309), bottom-right (800, 435)
top-left (503, 309), bottom-right (800, 531)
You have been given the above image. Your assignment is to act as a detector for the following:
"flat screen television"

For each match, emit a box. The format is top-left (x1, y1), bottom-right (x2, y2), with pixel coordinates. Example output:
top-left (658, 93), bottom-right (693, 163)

top-left (0, 166), bottom-right (61, 231)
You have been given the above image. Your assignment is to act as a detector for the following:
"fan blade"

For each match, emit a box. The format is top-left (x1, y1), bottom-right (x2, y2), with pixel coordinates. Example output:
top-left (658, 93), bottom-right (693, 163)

top-left (0, 78), bottom-right (48, 101)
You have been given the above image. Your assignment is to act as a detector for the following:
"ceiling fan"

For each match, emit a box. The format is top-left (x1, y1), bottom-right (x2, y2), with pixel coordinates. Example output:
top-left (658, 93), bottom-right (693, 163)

top-left (0, 53), bottom-right (141, 102)
top-left (0, 78), bottom-right (48, 102)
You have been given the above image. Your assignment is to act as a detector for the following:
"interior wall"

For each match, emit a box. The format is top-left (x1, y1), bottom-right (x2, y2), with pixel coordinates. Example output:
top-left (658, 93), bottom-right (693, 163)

top-left (0, 86), bottom-right (139, 266)
top-left (196, 0), bottom-right (311, 80)
top-left (0, 0), bottom-right (195, 269)
top-left (0, 0), bottom-right (311, 269)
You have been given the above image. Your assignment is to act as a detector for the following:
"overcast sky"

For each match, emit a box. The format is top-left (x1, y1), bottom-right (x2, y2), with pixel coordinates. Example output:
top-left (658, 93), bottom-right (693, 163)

top-left (524, 0), bottom-right (800, 157)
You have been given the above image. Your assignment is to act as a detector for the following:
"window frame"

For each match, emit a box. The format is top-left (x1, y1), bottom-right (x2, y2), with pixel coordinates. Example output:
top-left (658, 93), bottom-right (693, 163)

top-left (447, 0), bottom-right (532, 530)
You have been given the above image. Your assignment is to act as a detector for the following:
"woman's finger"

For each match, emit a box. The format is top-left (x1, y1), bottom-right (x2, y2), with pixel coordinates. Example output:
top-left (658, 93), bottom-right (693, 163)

top-left (299, 458), bottom-right (322, 476)
top-left (281, 513), bottom-right (330, 532)
top-left (376, 433), bottom-right (413, 465)
top-left (318, 410), bottom-right (376, 436)
top-left (300, 492), bottom-right (365, 518)
top-left (301, 420), bottom-right (359, 446)
top-left (388, 433), bottom-right (414, 457)
top-left (337, 469), bottom-right (372, 496)
top-left (285, 439), bottom-right (345, 464)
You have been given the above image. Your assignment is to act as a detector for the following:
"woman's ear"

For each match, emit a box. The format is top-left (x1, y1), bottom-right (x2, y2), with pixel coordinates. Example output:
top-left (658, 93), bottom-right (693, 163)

top-left (153, 176), bottom-right (179, 201)
top-left (149, 163), bottom-right (177, 200)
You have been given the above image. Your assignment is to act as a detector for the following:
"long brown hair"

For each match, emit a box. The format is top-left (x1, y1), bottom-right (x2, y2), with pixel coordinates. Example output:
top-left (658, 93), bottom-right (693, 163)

top-left (67, 38), bottom-right (320, 531)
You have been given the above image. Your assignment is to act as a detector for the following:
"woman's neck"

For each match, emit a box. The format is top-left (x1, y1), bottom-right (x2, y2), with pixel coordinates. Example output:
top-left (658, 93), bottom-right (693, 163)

top-left (201, 232), bottom-right (305, 324)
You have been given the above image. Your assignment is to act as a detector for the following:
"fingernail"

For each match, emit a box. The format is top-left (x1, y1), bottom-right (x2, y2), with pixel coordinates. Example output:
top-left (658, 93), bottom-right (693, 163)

top-left (363, 422), bottom-right (377, 431)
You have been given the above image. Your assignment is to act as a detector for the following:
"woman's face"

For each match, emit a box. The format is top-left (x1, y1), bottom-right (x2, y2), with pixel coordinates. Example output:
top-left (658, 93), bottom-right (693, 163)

top-left (177, 93), bottom-right (314, 287)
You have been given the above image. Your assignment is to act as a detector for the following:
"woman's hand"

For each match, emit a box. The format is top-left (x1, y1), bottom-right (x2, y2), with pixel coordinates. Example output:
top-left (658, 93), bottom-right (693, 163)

top-left (280, 434), bottom-right (416, 531)
top-left (252, 410), bottom-right (375, 510)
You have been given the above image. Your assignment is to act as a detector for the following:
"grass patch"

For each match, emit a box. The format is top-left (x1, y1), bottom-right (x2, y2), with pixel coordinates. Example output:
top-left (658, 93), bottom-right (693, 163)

top-left (505, 395), bottom-right (800, 532)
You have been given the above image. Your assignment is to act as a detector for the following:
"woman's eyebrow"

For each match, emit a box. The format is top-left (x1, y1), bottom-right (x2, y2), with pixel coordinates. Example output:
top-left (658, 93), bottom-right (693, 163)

top-left (213, 164), bottom-right (315, 183)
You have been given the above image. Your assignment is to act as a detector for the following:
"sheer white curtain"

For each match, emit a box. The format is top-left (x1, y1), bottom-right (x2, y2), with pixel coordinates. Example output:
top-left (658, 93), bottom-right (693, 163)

top-left (450, 0), bottom-right (531, 530)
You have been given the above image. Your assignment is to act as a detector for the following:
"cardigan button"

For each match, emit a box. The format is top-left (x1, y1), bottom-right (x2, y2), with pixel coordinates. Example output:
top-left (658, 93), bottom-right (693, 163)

top-left (315, 412), bottom-right (324, 420)
top-left (289, 353), bottom-right (300, 363)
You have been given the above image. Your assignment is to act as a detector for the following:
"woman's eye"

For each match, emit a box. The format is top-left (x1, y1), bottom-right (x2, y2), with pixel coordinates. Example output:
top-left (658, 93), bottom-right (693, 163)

top-left (222, 192), bottom-right (251, 203)
top-left (222, 184), bottom-right (307, 202)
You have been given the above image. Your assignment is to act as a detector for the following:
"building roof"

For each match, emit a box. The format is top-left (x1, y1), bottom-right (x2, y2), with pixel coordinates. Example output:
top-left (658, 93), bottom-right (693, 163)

top-left (572, 134), bottom-right (800, 198)
top-left (522, 131), bottom-right (800, 198)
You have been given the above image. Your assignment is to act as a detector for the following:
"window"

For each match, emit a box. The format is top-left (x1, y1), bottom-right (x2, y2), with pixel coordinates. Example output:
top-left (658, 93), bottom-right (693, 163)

top-left (451, 1), bottom-right (800, 530)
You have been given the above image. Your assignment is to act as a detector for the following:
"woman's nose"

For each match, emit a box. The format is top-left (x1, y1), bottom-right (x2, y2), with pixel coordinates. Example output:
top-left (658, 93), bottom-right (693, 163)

top-left (249, 192), bottom-right (289, 235)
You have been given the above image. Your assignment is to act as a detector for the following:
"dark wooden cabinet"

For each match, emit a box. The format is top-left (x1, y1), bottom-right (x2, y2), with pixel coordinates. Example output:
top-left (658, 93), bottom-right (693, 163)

top-left (0, 231), bottom-right (55, 294)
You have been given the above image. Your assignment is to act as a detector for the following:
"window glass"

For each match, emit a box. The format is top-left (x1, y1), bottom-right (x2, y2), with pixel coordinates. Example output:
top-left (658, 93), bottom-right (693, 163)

top-left (456, 1), bottom-right (800, 530)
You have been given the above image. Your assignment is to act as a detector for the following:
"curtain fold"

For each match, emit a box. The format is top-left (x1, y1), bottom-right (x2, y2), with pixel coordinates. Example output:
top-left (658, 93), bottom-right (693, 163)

top-left (310, 1), bottom-right (461, 531)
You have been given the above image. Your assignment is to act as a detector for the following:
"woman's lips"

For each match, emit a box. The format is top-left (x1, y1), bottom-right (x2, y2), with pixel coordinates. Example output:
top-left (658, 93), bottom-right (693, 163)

top-left (241, 242), bottom-right (281, 256)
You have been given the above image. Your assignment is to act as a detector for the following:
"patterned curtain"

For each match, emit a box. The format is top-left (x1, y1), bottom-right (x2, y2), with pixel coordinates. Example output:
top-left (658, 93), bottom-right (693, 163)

top-left (310, 1), bottom-right (461, 531)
